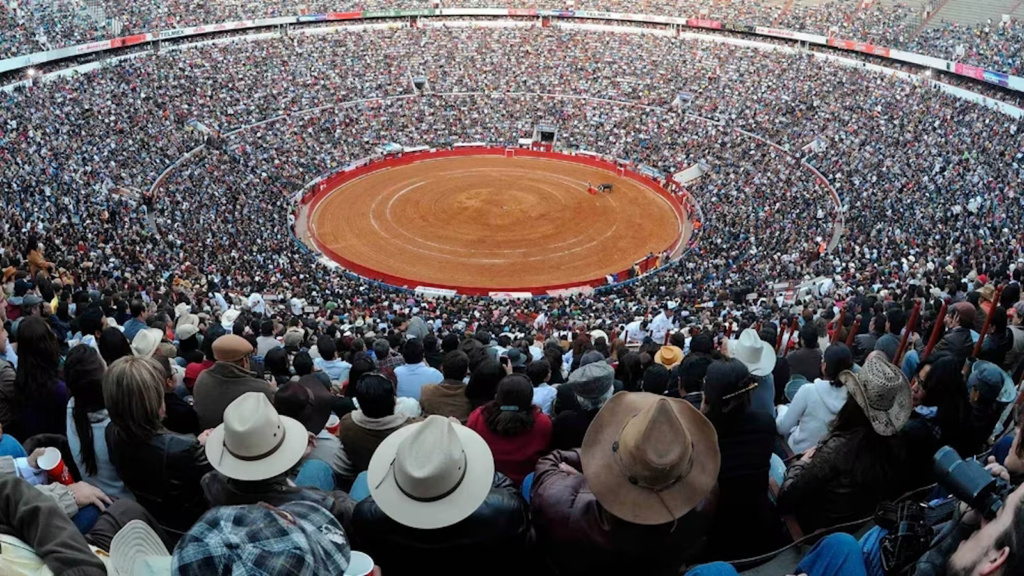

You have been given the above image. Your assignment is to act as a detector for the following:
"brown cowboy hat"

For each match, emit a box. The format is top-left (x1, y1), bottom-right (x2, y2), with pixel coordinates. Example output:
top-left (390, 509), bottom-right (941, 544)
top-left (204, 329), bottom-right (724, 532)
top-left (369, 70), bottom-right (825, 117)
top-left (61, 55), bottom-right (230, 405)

top-left (581, 392), bottom-right (720, 525)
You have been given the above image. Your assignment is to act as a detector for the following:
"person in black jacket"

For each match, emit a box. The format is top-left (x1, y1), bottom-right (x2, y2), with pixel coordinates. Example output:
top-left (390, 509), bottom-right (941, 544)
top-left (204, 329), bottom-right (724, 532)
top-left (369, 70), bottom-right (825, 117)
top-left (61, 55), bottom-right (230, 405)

top-left (351, 416), bottom-right (529, 576)
top-left (935, 302), bottom-right (977, 366)
top-left (104, 355), bottom-right (213, 539)
top-left (701, 358), bottom-right (780, 560)
top-left (853, 316), bottom-right (885, 365)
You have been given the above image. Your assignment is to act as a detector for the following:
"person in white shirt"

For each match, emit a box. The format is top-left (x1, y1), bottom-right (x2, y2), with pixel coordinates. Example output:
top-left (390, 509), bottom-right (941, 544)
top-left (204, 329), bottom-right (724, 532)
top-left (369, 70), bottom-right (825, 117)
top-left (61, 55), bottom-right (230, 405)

top-left (526, 359), bottom-right (557, 416)
top-left (247, 291), bottom-right (266, 316)
top-left (289, 293), bottom-right (306, 317)
top-left (623, 319), bottom-right (650, 344)
top-left (775, 344), bottom-right (852, 454)
top-left (648, 306), bottom-right (678, 343)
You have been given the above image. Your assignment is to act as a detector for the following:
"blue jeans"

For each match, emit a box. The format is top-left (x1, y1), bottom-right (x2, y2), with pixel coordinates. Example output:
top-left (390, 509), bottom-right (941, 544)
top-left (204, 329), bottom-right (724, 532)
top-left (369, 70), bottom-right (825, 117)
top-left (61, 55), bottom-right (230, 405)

top-left (350, 471), bottom-right (370, 502)
top-left (901, 350), bottom-right (919, 383)
top-left (294, 459), bottom-right (335, 491)
top-left (993, 433), bottom-right (1015, 466)
top-left (0, 434), bottom-right (27, 458)
top-left (685, 533), bottom-right (867, 576)
top-left (858, 526), bottom-right (887, 576)
top-left (73, 504), bottom-right (101, 534)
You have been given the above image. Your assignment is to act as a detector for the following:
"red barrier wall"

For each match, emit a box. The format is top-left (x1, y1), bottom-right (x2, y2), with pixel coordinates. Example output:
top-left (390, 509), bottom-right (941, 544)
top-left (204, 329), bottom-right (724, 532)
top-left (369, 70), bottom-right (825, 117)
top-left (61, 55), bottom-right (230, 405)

top-left (304, 147), bottom-right (687, 296)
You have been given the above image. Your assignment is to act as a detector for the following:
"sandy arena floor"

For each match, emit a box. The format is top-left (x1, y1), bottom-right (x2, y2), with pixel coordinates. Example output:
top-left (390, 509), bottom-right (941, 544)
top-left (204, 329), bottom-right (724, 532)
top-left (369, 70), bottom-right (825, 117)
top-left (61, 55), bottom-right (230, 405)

top-left (309, 156), bottom-right (684, 291)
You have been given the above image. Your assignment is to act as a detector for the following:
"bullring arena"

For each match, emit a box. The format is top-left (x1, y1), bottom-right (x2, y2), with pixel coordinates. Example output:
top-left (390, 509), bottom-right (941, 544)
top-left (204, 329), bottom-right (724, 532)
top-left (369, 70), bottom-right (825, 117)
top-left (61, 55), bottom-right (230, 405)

top-left (6, 4), bottom-right (1024, 573)
top-left (303, 150), bottom-right (689, 294)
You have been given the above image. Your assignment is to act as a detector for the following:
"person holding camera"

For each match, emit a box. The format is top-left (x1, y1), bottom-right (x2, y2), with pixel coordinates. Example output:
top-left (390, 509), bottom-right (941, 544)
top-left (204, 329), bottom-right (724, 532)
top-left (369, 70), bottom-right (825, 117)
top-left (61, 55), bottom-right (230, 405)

top-left (914, 456), bottom-right (1024, 576)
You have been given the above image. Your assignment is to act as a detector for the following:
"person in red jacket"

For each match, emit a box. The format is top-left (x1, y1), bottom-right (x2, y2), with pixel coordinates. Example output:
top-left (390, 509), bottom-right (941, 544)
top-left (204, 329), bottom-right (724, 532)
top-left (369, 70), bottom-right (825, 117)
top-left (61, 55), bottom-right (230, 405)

top-left (467, 374), bottom-right (552, 484)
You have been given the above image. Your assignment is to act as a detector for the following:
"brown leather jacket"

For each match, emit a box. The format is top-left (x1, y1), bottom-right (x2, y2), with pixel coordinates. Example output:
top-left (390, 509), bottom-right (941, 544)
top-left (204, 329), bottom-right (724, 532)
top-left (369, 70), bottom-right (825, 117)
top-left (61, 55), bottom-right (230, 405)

top-left (530, 450), bottom-right (718, 576)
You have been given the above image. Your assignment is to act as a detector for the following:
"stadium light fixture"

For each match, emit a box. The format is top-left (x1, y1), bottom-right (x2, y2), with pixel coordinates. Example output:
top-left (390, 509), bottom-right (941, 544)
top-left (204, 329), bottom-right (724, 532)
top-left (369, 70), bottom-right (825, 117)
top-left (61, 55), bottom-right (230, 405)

top-left (26, 68), bottom-right (36, 77)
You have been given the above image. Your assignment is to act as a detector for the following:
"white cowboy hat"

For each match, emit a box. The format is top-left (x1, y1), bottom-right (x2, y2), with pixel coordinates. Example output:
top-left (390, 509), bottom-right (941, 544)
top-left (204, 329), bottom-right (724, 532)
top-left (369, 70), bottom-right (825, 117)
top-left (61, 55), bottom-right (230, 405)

top-left (221, 308), bottom-right (241, 326)
top-left (205, 392), bottom-right (308, 481)
top-left (589, 329), bottom-right (609, 343)
top-left (131, 328), bottom-right (164, 358)
top-left (729, 328), bottom-right (776, 377)
top-left (367, 415), bottom-right (494, 530)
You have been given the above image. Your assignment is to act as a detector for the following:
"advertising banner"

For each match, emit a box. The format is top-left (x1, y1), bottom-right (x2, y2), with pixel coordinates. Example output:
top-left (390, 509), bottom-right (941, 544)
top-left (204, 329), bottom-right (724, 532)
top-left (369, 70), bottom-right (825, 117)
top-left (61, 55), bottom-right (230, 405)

top-left (297, 14), bottom-right (327, 22)
top-left (110, 34), bottom-right (149, 48)
top-left (538, 9), bottom-right (574, 16)
top-left (827, 37), bottom-right (890, 57)
top-left (508, 8), bottom-right (538, 15)
top-left (723, 22), bottom-right (756, 33)
top-left (686, 18), bottom-right (722, 29)
top-left (754, 26), bottom-right (827, 44)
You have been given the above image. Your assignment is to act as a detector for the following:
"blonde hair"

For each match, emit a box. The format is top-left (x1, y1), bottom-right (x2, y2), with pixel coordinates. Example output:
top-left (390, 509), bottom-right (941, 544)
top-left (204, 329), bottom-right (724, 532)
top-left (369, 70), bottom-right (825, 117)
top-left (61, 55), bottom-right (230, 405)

top-left (103, 355), bottom-right (166, 443)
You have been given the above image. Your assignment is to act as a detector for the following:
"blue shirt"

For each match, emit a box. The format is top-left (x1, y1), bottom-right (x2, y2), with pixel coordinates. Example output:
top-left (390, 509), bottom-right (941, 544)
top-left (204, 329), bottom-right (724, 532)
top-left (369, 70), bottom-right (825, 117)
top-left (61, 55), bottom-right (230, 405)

top-left (314, 358), bottom-right (351, 383)
top-left (393, 363), bottom-right (443, 401)
top-left (122, 318), bottom-right (147, 341)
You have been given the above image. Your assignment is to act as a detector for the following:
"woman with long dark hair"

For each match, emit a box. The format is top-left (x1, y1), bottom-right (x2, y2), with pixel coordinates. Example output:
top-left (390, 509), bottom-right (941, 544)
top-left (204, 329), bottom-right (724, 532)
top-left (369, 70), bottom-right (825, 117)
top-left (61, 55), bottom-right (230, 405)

top-left (615, 351), bottom-right (644, 392)
top-left (10, 316), bottom-right (67, 440)
top-left (466, 359), bottom-right (505, 409)
top-left (777, 353), bottom-right (911, 533)
top-left (65, 345), bottom-right (132, 499)
top-left (701, 358), bottom-right (779, 559)
top-left (467, 374), bottom-right (552, 483)
top-left (98, 327), bottom-right (133, 366)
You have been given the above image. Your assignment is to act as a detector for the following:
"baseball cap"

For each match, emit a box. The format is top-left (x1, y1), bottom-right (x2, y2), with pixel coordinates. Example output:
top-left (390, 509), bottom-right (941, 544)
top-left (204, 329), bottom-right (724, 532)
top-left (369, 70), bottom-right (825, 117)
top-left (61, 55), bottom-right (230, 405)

top-left (967, 360), bottom-right (1015, 403)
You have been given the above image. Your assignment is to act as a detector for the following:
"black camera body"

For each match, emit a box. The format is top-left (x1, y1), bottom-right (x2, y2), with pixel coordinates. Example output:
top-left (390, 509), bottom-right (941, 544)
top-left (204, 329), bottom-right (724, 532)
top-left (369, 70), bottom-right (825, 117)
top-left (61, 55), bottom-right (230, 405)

top-left (876, 446), bottom-right (1011, 574)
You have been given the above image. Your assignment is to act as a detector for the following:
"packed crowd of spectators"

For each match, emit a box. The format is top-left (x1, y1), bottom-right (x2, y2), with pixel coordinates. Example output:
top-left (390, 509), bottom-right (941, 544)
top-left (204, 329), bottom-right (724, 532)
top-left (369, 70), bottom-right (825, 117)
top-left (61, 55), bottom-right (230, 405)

top-left (1, 0), bottom-right (1024, 79)
top-left (1, 25), bottom-right (1024, 574)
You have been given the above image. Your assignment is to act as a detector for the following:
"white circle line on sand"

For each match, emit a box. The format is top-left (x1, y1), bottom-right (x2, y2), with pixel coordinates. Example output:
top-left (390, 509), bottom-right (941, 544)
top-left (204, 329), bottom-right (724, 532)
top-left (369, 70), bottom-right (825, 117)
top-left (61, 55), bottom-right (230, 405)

top-left (312, 155), bottom-right (678, 274)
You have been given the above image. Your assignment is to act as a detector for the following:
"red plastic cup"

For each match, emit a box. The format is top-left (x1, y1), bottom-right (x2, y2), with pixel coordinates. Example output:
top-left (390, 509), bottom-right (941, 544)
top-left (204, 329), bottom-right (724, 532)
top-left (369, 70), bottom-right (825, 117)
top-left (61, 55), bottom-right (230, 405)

top-left (325, 414), bottom-right (341, 436)
top-left (38, 447), bottom-right (73, 485)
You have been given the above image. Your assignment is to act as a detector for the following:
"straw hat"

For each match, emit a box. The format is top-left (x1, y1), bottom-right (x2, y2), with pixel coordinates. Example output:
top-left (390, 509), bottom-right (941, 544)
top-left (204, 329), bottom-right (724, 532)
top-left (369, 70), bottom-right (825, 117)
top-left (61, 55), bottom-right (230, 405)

top-left (654, 345), bottom-right (683, 368)
top-left (979, 284), bottom-right (996, 303)
top-left (131, 328), bottom-right (164, 358)
top-left (837, 353), bottom-right (911, 436)
top-left (367, 415), bottom-right (494, 530)
top-left (205, 392), bottom-right (309, 481)
top-left (581, 392), bottom-right (719, 525)
top-left (729, 329), bottom-right (776, 376)
top-left (590, 329), bottom-right (609, 344)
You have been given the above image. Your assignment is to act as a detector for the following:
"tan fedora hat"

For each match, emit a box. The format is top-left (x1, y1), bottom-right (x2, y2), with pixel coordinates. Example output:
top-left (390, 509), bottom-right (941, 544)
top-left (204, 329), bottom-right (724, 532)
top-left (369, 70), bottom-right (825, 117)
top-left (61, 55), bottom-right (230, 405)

top-left (581, 392), bottom-right (719, 525)
top-left (367, 415), bottom-right (494, 530)
top-left (654, 345), bottom-right (683, 368)
top-left (205, 392), bottom-right (309, 481)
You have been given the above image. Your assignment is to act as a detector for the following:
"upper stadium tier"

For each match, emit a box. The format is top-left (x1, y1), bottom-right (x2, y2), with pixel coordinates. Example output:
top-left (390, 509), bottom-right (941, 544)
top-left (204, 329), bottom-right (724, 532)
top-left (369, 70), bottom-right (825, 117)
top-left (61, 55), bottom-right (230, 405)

top-left (1, 0), bottom-right (1024, 91)
top-left (0, 24), bottom-right (1019, 319)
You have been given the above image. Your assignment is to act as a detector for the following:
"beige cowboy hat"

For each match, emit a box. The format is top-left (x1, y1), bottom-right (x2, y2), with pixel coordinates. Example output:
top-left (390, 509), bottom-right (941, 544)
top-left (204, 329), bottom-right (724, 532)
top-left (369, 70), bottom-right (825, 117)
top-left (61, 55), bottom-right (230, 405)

top-left (131, 328), bottom-right (164, 358)
top-left (205, 392), bottom-right (309, 481)
top-left (729, 328), bottom-right (776, 377)
top-left (367, 415), bottom-right (494, 530)
top-left (654, 345), bottom-right (683, 368)
top-left (837, 353), bottom-right (912, 437)
top-left (581, 392), bottom-right (720, 525)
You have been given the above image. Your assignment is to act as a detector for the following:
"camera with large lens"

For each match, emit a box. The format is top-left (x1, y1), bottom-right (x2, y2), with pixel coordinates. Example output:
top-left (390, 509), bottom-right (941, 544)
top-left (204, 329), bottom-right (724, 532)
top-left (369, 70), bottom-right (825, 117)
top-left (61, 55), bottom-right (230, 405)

top-left (876, 446), bottom-right (1011, 574)
top-left (933, 446), bottom-right (1009, 521)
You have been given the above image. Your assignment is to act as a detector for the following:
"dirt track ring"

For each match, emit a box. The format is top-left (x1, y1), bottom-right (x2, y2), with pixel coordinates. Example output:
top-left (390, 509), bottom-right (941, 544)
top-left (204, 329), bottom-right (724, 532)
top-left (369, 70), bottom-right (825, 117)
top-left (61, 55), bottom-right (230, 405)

top-left (307, 149), bottom-right (688, 296)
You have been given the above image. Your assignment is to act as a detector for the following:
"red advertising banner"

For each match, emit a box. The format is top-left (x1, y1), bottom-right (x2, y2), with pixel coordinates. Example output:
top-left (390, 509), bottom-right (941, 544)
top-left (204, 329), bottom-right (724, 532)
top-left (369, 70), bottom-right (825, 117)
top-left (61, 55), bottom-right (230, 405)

top-left (954, 62), bottom-right (984, 80)
top-left (508, 8), bottom-right (538, 15)
top-left (827, 37), bottom-right (890, 57)
top-left (686, 18), bottom-right (722, 29)
top-left (327, 11), bottom-right (362, 20)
